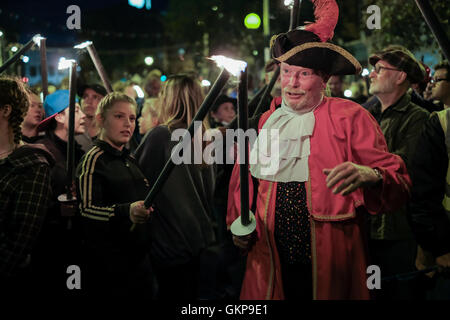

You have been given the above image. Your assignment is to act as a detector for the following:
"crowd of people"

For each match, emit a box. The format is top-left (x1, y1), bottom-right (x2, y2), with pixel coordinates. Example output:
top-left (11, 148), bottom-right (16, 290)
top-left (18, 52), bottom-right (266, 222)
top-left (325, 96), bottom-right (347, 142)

top-left (1, 2), bottom-right (450, 301)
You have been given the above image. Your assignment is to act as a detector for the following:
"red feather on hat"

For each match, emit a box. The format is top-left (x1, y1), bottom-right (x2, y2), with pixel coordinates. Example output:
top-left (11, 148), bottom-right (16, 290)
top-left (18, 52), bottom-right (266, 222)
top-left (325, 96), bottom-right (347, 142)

top-left (304, 0), bottom-right (339, 42)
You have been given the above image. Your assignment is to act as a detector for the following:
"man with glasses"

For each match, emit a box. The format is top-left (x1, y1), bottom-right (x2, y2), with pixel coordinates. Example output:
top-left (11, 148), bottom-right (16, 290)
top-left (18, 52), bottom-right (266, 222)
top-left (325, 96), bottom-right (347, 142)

top-left (429, 61), bottom-right (450, 109)
top-left (366, 46), bottom-right (430, 300)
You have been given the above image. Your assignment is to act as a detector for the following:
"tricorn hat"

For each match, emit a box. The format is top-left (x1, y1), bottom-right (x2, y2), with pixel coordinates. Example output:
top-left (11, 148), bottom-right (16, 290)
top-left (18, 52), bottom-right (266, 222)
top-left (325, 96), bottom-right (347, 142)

top-left (270, 0), bottom-right (361, 75)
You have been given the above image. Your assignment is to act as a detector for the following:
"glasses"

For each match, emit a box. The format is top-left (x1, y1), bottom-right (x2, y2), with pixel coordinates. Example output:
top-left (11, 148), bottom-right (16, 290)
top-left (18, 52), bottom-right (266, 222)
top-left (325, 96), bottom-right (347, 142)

top-left (371, 65), bottom-right (401, 74)
top-left (430, 78), bottom-right (449, 84)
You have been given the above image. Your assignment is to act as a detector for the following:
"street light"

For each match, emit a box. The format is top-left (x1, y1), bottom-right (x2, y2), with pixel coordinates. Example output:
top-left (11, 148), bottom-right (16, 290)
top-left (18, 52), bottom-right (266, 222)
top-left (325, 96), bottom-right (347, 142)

top-left (21, 55), bottom-right (29, 63)
top-left (11, 46), bottom-right (18, 52)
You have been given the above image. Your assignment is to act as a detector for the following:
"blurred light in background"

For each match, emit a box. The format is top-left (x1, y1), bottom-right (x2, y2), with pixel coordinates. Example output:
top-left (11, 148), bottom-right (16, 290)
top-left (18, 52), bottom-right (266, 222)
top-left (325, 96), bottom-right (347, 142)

top-left (133, 85), bottom-right (145, 98)
top-left (144, 56), bottom-right (154, 66)
top-left (201, 80), bottom-right (211, 87)
top-left (0, 31), bottom-right (3, 37)
top-left (244, 13), bottom-right (261, 29)
top-left (362, 68), bottom-right (370, 77)
top-left (11, 46), bottom-right (18, 52)
top-left (344, 89), bottom-right (353, 98)
top-left (161, 75), bottom-right (167, 82)
top-left (128, 0), bottom-right (151, 10)
top-left (21, 55), bottom-right (29, 63)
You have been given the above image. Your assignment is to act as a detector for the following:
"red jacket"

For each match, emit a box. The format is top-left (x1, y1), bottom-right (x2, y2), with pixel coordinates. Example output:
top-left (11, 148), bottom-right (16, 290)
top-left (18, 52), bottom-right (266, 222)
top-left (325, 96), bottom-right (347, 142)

top-left (227, 97), bottom-right (411, 300)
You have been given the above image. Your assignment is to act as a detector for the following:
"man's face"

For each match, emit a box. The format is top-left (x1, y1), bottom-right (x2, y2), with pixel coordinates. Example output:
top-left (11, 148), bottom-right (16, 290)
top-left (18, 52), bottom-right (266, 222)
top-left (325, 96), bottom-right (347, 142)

top-left (147, 79), bottom-right (161, 97)
top-left (23, 93), bottom-right (44, 127)
top-left (430, 68), bottom-right (450, 102)
top-left (328, 76), bottom-right (343, 97)
top-left (280, 62), bottom-right (326, 112)
top-left (81, 88), bottom-right (104, 117)
top-left (369, 60), bottom-right (401, 95)
top-left (62, 104), bottom-right (86, 134)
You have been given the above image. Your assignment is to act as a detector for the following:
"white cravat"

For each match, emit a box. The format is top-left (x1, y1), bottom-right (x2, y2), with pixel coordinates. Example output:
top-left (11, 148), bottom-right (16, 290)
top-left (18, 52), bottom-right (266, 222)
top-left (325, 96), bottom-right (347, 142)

top-left (249, 97), bottom-right (323, 182)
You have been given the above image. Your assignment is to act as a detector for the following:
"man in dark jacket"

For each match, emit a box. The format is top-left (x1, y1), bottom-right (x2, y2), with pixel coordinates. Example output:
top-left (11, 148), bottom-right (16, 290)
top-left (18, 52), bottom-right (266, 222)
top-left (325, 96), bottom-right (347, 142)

top-left (366, 46), bottom-right (430, 299)
top-left (408, 108), bottom-right (450, 299)
top-left (32, 90), bottom-right (86, 295)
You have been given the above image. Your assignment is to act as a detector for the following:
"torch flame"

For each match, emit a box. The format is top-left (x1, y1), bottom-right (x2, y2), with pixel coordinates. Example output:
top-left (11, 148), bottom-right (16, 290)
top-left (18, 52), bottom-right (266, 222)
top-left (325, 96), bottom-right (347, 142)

top-left (209, 55), bottom-right (247, 77)
top-left (32, 34), bottom-right (44, 47)
top-left (58, 57), bottom-right (76, 70)
top-left (284, 0), bottom-right (295, 8)
top-left (74, 41), bottom-right (93, 49)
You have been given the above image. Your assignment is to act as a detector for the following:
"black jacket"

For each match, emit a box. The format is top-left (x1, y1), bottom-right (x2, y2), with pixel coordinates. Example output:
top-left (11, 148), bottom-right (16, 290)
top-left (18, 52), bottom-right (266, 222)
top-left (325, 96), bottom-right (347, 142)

top-left (76, 140), bottom-right (150, 253)
top-left (75, 140), bottom-right (152, 295)
top-left (35, 130), bottom-right (84, 221)
top-left (366, 92), bottom-right (430, 240)
top-left (408, 113), bottom-right (450, 257)
top-left (135, 125), bottom-right (216, 267)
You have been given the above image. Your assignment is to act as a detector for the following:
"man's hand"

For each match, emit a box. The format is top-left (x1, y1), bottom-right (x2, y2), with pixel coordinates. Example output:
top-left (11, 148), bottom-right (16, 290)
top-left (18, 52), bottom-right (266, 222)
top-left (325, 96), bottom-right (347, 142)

top-left (232, 232), bottom-right (257, 256)
top-left (130, 201), bottom-right (153, 224)
top-left (436, 253), bottom-right (450, 274)
top-left (323, 162), bottom-right (382, 196)
top-left (416, 245), bottom-right (436, 278)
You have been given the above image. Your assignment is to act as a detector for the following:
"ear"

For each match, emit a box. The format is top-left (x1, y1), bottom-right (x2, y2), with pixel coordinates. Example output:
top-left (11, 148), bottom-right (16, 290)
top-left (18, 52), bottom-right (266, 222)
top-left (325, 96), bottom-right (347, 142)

top-left (54, 112), bottom-right (65, 124)
top-left (1, 105), bottom-right (12, 118)
top-left (396, 71), bottom-right (408, 85)
top-left (96, 113), bottom-right (104, 127)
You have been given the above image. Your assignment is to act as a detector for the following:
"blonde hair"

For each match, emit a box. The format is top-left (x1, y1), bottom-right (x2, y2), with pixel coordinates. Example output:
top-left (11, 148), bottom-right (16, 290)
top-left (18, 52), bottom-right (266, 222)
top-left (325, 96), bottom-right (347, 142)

top-left (158, 74), bottom-right (208, 131)
top-left (0, 77), bottom-right (30, 144)
top-left (96, 92), bottom-right (137, 136)
top-left (143, 98), bottom-right (159, 118)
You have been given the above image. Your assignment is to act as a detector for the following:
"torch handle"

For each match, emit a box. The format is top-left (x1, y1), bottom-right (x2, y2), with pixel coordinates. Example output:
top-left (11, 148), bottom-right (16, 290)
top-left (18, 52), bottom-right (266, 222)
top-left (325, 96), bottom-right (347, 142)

top-left (67, 62), bottom-right (77, 199)
top-left (142, 68), bottom-right (231, 209)
top-left (289, 0), bottom-right (301, 31)
top-left (252, 65), bottom-right (280, 118)
top-left (0, 39), bottom-right (35, 74)
top-left (86, 45), bottom-right (113, 93)
top-left (415, 0), bottom-right (450, 61)
top-left (238, 67), bottom-right (250, 226)
top-left (40, 38), bottom-right (49, 100)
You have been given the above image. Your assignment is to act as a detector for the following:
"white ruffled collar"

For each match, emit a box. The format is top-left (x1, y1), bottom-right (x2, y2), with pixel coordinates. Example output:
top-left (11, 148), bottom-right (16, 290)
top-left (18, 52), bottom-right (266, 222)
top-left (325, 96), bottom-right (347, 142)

top-left (249, 96), bottom-right (323, 182)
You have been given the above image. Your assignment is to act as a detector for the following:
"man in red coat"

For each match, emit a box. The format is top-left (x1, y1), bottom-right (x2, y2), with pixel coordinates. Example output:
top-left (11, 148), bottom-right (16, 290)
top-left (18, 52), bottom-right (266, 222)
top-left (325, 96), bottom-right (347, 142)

top-left (227, 0), bottom-right (411, 300)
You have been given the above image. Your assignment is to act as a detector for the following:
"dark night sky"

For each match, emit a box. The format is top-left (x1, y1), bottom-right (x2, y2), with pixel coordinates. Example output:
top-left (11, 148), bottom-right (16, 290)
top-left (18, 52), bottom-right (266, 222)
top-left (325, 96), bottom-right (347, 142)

top-left (1, 0), bottom-right (168, 47)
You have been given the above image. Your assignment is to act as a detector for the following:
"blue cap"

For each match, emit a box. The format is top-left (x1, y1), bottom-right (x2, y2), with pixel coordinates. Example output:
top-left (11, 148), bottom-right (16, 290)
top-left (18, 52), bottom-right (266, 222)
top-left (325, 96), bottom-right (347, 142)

top-left (38, 90), bottom-right (70, 131)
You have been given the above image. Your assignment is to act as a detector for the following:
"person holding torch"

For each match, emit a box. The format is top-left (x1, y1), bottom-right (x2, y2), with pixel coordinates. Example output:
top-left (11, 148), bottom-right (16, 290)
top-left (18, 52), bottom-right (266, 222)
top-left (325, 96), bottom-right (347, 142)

top-left (75, 92), bottom-right (154, 297)
top-left (227, 0), bottom-right (412, 300)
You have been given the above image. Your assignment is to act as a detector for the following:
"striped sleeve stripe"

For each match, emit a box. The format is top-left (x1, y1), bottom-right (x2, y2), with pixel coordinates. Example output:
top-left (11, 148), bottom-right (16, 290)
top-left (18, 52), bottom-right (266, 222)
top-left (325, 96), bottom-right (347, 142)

top-left (83, 207), bottom-right (113, 217)
top-left (78, 147), bottom-right (116, 220)
top-left (79, 146), bottom-right (101, 206)
top-left (81, 212), bottom-right (110, 221)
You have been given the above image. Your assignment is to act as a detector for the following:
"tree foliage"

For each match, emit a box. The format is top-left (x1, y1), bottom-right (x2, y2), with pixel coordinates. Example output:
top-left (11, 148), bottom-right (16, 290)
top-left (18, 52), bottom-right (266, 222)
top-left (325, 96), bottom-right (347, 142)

top-left (360, 0), bottom-right (450, 53)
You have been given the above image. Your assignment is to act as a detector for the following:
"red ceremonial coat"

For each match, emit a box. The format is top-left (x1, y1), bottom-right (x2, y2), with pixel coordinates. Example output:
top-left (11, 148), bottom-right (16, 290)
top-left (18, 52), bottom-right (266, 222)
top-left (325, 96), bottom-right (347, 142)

top-left (227, 97), bottom-right (411, 300)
